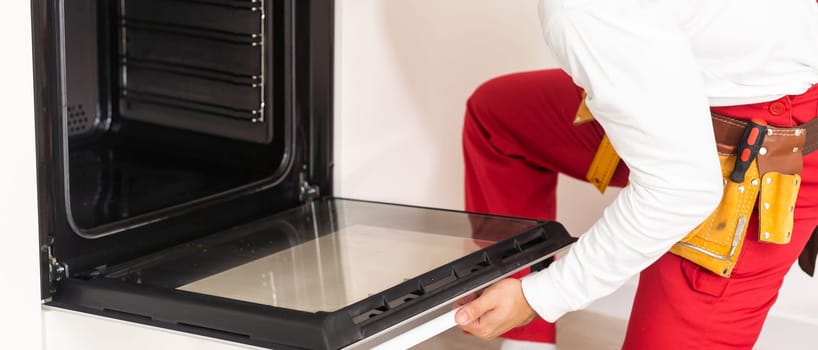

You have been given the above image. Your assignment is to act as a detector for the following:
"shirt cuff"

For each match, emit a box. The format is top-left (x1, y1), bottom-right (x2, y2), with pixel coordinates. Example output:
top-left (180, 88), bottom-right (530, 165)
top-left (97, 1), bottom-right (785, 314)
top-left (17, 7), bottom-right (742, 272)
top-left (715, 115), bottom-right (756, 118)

top-left (520, 266), bottom-right (574, 323)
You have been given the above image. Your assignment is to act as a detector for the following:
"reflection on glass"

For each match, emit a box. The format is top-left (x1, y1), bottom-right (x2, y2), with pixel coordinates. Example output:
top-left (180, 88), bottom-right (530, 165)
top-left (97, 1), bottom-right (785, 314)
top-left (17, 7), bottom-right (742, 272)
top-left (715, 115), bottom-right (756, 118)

top-left (101, 199), bottom-right (541, 312)
top-left (67, 123), bottom-right (284, 230)
top-left (68, 147), bottom-right (268, 228)
top-left (179, 225), bottom-right (493, 312)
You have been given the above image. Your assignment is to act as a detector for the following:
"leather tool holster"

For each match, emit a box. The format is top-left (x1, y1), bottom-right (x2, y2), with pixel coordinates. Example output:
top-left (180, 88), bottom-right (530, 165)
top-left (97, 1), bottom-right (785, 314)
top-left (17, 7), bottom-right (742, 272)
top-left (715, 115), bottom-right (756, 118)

top-left (670, 115), bottom-right (808, 277)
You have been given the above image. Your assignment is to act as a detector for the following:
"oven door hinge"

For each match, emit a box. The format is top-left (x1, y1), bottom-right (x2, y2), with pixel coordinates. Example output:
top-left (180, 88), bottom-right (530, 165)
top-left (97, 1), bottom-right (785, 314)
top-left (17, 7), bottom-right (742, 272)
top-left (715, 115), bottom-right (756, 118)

top-left (42, 239), bottom-right (69, 287)
top-left (299, 172), bottom-right (320, 203)
top-left (300, 181), bottom-right (320, 202)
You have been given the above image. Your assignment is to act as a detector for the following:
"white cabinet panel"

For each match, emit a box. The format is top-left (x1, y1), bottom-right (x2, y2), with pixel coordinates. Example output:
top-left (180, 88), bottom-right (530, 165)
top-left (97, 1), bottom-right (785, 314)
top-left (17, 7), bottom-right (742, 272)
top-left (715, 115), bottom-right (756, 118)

top-left (44, 308), bottom-right (259, 350)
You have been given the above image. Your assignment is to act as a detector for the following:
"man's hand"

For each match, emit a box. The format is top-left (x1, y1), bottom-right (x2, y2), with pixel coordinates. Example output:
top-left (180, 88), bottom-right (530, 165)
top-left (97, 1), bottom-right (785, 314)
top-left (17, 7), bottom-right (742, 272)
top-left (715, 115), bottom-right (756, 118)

top-left (453, 278), bottom-right (537, 340)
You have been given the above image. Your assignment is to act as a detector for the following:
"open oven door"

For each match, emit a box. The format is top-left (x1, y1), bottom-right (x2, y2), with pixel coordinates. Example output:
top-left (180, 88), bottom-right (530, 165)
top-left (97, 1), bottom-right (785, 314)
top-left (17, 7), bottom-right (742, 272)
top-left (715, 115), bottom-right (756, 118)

top-left (51, 198), bottom-right (573, 350)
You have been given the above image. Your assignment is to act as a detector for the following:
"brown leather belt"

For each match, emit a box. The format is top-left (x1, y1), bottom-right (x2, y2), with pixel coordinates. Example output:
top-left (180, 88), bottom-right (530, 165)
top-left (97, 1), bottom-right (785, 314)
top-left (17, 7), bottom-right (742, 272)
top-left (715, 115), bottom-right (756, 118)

top-left (712, 114), bottom-right (818, 178)
top-left (712, 113), bottom-right (818, 155)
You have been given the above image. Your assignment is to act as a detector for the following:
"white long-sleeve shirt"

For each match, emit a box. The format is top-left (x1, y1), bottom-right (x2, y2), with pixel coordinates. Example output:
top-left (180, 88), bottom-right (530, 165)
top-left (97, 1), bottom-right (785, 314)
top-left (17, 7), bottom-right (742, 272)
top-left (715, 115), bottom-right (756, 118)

top-left (521, 0), bottom-right (818, 322)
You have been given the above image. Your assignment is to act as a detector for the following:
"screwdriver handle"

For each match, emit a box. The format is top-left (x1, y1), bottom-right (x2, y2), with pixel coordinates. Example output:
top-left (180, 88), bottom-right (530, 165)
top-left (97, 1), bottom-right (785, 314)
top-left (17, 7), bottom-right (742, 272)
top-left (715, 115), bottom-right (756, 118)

top-left (729, 118), bottom-right (768, 183)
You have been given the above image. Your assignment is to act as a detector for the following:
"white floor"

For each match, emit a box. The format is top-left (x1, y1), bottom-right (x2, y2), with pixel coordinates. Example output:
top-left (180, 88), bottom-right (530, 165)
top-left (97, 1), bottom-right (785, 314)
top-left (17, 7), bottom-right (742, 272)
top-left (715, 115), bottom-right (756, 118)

top-left (412, 310), bottom-right (626, 350)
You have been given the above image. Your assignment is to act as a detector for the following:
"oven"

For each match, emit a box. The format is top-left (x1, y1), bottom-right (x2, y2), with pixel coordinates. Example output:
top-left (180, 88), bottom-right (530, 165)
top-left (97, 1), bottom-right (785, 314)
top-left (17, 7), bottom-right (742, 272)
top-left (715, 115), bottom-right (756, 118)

top-left (31, 0), bottom-right (575, 348)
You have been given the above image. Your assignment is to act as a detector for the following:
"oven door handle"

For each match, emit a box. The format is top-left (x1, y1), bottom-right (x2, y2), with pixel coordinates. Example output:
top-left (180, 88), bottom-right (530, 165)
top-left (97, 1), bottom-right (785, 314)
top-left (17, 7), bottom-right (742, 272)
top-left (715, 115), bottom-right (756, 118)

top-left (343, 248), bottom-right (565, 350)
top-left (371, 308), bottom-right (459, 350)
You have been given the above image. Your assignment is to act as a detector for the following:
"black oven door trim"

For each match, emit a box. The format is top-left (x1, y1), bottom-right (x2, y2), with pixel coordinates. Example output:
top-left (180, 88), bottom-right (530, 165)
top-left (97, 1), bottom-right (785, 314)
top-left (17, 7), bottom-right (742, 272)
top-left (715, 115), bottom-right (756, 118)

top-left (49, 217), bottom-right (573, 350)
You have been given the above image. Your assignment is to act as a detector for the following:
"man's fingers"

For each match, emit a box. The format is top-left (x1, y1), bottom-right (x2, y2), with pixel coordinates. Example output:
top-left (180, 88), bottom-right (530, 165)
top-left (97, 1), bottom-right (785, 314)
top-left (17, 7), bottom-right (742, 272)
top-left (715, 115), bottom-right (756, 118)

top-left (454, 289), bottom-right (497, 326)
top-left (454, 279), bottom-right (536, 341)
top-left (453, 291), bottom-right (479, 308)
top-left (462, 307), bottom-right (505, 339)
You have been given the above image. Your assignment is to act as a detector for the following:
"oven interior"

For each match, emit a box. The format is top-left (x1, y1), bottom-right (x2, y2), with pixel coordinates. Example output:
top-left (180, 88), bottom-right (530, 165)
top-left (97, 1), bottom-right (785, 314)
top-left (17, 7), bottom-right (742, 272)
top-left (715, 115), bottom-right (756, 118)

top-left (63, 0), bottom-right (288, 234)
top-left (42, 0), bottom-right (334, 292)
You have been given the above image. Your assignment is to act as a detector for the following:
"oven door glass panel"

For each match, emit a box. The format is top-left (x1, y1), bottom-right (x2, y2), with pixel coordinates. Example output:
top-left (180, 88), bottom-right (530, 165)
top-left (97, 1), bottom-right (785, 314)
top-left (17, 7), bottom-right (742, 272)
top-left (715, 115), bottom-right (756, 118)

top-left (99, 198), bottom-right (543, 312)
top-left (177, 225), bottom-right (493, 312)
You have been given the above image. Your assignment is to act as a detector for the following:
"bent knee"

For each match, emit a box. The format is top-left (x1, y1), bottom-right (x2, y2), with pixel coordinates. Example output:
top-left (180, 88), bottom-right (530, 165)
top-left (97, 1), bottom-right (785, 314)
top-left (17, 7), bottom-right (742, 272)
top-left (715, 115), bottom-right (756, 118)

top-left (467, 69), bottom-right (571, 117)
top-left (467, 73), bottom-right (523, 112)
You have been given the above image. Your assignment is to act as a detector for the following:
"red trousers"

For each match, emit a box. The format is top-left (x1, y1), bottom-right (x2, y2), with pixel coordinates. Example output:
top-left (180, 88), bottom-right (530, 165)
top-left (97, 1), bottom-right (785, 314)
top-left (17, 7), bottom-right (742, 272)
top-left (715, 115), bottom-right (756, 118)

top-left (463, 69), bottom-right (818, 348)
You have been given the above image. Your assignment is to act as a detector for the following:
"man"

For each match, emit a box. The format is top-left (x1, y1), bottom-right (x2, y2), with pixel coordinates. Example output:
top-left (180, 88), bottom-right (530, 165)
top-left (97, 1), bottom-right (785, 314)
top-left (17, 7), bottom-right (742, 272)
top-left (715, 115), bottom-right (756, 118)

top-left (456, 0), bottom-right (818, 349)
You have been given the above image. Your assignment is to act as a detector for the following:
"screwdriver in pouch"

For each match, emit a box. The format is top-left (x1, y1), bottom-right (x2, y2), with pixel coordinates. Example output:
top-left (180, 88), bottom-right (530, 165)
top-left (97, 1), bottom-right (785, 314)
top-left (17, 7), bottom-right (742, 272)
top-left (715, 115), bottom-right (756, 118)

top-left (729, 118), bottom-right (768, 183)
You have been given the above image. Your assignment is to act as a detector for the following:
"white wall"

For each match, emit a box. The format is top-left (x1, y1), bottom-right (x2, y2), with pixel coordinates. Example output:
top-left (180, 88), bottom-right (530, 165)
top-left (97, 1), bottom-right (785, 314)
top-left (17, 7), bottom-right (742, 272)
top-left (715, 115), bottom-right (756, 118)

top-left (0, 1), bottom-right (43, 348)
top-left (334, 0), bottom-right (621, 234)
top-left (334, 0), bottom-right (818, 344)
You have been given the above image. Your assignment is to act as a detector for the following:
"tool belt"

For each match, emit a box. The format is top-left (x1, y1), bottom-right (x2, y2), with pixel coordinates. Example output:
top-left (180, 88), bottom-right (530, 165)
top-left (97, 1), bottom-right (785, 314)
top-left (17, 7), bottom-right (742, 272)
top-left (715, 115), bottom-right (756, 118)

top-left (576, 95), bottom-right (818, 277)
top-left (671, 115), bottom-right (817, 277)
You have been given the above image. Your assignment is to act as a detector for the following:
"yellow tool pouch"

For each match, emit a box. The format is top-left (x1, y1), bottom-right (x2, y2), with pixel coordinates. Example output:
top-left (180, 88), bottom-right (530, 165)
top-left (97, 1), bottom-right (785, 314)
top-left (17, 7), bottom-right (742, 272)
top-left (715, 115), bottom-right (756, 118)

top-left (586, 136), bottom-right (620, 194)
top-left (669, 155), bottom-right (760, 277)
top-left (574, 92), bottom-right (596, 126)
top-left (575, 93), bottom-right (621, 194)
top-left (758, 172), bottom-right (801, 244)
top-left (670, 115), bottom-right (808, 277)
